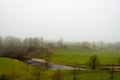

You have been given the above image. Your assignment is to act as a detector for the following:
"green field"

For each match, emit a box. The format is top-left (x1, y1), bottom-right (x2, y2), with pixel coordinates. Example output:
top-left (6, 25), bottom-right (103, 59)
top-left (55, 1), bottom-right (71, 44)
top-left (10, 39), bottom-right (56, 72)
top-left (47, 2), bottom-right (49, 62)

top-left (0, 57), bottom-right (54, 80)
top-left (1, 48), bottom-right (120, 80)
top-left (0, 57), bottom-right (33, 80)
top-left (1, 57), bottom-right (120, 80)
top-left (51, 48), bottom-right (120, 67)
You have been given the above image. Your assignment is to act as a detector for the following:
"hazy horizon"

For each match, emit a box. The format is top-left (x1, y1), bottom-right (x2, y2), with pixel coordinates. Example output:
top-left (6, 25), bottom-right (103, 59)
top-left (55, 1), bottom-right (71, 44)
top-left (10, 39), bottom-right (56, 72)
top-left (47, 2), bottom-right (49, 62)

top-left (0, 0), bottom-right (120, 42)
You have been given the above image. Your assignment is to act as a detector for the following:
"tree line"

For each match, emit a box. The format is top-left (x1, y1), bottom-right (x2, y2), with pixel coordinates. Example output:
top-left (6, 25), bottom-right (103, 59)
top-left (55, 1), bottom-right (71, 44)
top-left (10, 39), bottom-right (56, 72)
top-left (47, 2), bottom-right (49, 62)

top-left (0, 36), bottom-right (120, 59)
top-left (0, 36), bottom-right (52, 59)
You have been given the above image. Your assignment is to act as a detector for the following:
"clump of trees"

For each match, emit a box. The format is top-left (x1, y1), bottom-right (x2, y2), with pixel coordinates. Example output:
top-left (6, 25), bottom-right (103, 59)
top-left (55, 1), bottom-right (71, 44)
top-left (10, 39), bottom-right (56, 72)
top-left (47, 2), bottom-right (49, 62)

top-left (0, 36), bottom-right (52, 60)
top-left (80, 41), bottom-right (91, 50)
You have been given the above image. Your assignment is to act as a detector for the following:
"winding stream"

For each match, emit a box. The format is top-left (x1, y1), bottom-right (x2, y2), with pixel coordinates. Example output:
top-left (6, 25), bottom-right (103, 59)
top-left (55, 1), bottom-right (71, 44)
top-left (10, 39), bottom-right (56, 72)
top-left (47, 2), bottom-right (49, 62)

top-left (22, 59), bottom-right (90, 70)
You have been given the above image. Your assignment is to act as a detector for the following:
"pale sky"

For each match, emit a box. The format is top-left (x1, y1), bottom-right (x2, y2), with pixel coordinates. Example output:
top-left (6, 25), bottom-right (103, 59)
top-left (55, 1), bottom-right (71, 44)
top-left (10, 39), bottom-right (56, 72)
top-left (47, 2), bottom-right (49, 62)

top-left (0, 0), bottom-right (120, 42)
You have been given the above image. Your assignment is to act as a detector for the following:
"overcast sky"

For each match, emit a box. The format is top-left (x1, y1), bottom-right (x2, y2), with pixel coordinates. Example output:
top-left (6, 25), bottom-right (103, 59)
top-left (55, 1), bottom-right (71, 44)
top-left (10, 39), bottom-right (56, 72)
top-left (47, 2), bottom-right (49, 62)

top-left (0, 0), bottom-right (120, 42)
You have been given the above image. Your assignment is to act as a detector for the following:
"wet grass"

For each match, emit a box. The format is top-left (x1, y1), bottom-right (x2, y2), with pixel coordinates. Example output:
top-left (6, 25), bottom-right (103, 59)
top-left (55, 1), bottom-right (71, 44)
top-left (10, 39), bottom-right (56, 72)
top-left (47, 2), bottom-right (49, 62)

top-left (1, 57), bottom-right (120, 80)
top-left (51, 48), bottom-right (120, 67)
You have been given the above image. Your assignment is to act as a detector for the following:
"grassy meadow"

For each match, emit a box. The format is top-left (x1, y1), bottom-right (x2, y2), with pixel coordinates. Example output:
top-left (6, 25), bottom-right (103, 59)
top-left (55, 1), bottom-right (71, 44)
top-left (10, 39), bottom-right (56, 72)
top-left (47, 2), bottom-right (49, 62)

top-left (0, 57), bottom-right (55, 80)
top-left (1, 47), bottom-right (120, 80)
top-left (51, 48), bottom-right (120, 67)
top-left (0, 57), bottom-right (33, 80)
top-left (1, 57), bottom-right (120, 80)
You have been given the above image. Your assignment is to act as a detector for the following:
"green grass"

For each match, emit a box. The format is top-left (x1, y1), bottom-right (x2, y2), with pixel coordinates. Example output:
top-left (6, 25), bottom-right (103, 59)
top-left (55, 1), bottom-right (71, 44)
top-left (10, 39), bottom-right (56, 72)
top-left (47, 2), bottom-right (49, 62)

top-left (1, 57), bottom-right (120, 80)
top-left (69, 70), bottom-right (120, 80)
top-left (51, 48), bottom-right (120, 67)
top-left (0, 57), bottom-right (33, 80)
top-left (0, 57), bottom-right (53, 80)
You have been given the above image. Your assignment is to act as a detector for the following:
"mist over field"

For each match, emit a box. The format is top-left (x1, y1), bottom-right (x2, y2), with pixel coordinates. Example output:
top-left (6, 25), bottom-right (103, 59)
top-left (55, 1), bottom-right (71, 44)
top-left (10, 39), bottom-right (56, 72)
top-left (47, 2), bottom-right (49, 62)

top-left (0, 0), bottom-right (120, 80)
top-left (0, 0), bottom-right (120, 42)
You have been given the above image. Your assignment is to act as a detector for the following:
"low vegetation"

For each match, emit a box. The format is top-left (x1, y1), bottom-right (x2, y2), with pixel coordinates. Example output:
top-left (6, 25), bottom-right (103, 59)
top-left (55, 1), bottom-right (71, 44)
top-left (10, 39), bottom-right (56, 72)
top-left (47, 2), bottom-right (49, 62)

top-left (52, 48), bottom-right (120, 68)
top-left (1, 57), bottom-right (120, 80)
top-left (1, 36), bottom-right (120, 79)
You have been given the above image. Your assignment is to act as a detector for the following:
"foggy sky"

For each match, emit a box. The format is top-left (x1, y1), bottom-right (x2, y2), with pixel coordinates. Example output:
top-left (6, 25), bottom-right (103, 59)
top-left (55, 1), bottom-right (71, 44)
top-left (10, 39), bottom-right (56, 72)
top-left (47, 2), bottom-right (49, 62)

top-left (0, 0), bottom-right (120, 42)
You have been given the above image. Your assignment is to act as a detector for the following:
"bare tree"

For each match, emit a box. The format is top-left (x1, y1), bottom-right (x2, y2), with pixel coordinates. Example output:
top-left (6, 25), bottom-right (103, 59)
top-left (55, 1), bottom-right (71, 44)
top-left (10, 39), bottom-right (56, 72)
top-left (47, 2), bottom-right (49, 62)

top-left (87, 55), bottom-right (100, 70)
top-left (109, 64), bottom-right (115, 80)
top-left (73, 67), bottom-right (77, 80)
top-left (32, 67), bottom-right (44, 80)
top-left (57, 38), bottom-right (64, 48)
